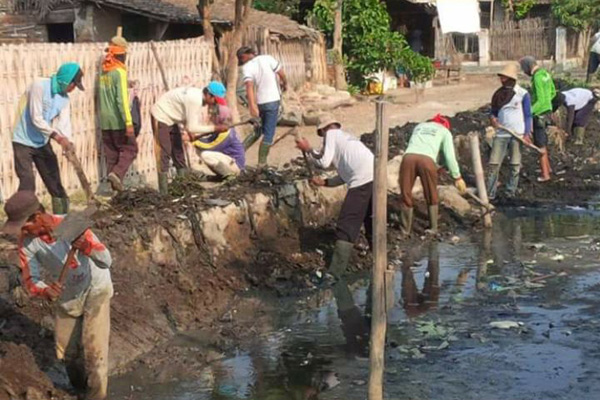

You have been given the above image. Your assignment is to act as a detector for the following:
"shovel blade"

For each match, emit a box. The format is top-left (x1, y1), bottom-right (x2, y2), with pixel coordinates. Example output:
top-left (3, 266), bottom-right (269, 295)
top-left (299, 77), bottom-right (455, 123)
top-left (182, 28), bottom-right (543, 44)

top-left (53, 205), bottom-right (97, 243)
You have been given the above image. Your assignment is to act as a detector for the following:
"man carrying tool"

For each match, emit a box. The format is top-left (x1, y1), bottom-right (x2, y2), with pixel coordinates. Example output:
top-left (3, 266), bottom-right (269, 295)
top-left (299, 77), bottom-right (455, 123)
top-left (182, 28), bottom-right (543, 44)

top-left (187, 81), bottom-right (246, 180)
top-left (2, 191), bottom-right (112, 400)
top-left (237, 46), bottom-right (288, 166)
top-left (519, 56), bottom-right (556, 182)
top-left (552, 88), bottom-right (598, 145)
top-left (399, 115), bottom-right (467, 237)
top-left (99, 35), bottom-right (136, 192)
top-left (487, 63), bottom-right (532, 200)
top-left (12, 62), bottom-right (85, 214)
top-left (296, 114), bottom-right (373, 278)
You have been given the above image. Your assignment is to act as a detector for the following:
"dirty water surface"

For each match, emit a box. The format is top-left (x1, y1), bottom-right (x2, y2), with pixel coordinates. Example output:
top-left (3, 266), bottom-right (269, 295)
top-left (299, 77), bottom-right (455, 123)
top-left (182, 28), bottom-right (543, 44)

top-left (110, 208), bottom-right (600, 400)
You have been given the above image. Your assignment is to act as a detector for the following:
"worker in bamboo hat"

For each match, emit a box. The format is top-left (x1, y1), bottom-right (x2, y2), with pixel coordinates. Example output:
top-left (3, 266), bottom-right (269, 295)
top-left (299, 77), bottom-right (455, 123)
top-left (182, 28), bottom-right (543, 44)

top-left (99, 34), bottom-right (136, 192)
top-left (487, 62), bottom-right (532, 200)
top-left (519, 56), bottom-right (556, 182)
top-left (399, 114), bottom-right (467, 237)
top-left (12, 62), bottom-right (84, 215)
top-left (296, 114), bottom-right (374, 278)
top-left (2, 190), bottom-right (113, 400)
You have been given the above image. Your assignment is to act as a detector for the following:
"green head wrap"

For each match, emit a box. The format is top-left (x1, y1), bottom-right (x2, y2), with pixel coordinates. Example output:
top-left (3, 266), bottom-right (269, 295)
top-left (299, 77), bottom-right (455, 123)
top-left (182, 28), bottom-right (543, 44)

top-left (51, 62), bottom-right (81, 96)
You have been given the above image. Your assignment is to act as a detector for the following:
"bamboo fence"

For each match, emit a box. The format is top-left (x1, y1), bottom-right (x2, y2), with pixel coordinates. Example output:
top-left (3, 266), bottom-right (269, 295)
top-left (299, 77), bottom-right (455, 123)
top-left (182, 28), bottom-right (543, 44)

top-left (490, 18), bottom-right (556, 61)
top-left (0, 37), bottom-right (212, 199)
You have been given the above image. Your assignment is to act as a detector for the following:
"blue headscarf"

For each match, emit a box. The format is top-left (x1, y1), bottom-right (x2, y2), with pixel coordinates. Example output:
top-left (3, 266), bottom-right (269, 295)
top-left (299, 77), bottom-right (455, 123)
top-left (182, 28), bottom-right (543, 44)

top-left (206, 81), bottom-right (227, 98)
top-left (51, 62), bottom-right (81, 96)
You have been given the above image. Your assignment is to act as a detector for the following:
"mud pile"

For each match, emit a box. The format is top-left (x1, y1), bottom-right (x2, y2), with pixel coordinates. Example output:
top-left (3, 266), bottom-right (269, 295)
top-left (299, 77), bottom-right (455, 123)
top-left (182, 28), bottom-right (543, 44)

top-left (362, 108), bottom-right (600, 206)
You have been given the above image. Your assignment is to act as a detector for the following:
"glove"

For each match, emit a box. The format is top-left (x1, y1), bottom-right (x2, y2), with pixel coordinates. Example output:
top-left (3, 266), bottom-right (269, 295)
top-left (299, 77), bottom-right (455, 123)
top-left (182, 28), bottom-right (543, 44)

top-left (454, 177), bottom-right (467, 195)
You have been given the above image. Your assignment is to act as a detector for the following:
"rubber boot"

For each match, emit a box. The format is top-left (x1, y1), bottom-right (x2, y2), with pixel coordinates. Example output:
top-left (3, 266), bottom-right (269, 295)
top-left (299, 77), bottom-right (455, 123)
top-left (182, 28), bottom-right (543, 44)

top-left (426, 205), bottom-right (439, 234)
top-left (538, 152), bottom-right (551, 182)
top-left (158, 172), bottom-right (169, 195)
top-left (107, 172), bottom-right (124, 192)
top-left (328, 240), bottom-right (354, 278)
top-left (400, 206), bottom-right (413, 237)
top-left (258, 142), bottom-right (270, 166)
top-left (51, 197), bottom-right (69, 215)
top-left (574, 127), bottom-right (585, 145)
top-left (176, 168), bottom-right (188, 177)
top-left (243, 130), bottom-right (261, 150)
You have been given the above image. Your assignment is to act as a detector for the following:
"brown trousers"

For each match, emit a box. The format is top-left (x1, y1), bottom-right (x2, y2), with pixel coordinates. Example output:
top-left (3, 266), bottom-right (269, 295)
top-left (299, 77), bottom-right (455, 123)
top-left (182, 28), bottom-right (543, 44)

top-left (102, 129), bottom-right (138, 180)
top-left (400, 153), bottom-right (439, 208)
top-left (151, 117), bottom-right (187, 173)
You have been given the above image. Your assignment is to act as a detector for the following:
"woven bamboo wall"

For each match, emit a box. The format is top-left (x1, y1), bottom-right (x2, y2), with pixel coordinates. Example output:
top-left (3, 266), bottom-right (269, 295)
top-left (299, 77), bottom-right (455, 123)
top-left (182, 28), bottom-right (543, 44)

top-left (0, 37), bottom-right (212, 200)
top-left (490, 18), bottom-right (556, 61)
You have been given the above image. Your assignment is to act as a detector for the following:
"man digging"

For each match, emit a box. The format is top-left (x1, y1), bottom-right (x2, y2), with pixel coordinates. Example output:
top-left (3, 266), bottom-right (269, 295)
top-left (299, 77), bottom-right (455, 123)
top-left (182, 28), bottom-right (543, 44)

top-left (2, 191), bottom-right (113, 400)
top-left (12, 62), bottom-right (85, 214)
top-left (552, 87), bottom-right (598, 146)
top-left (296, 114), bottom-right (373, 278)
top-left (237, 46), bottom-right (288, 166)
top-left (399, 115), bottom-right (467, 237)
top-left (99, 35), bottom-right (137, 192)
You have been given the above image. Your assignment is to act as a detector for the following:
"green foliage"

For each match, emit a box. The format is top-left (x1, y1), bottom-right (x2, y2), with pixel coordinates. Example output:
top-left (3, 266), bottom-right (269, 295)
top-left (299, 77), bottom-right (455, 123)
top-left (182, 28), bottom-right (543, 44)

top-left (402, 50), bottom-right (435, 83)
top-left (551, 0), bottom-right (600, 31)
top-left (253, 0), bottom-right (300, 18)
top-left (501, 0), bottom-right (535, 20)
top-left (305, 0), bottom-right (335, 33)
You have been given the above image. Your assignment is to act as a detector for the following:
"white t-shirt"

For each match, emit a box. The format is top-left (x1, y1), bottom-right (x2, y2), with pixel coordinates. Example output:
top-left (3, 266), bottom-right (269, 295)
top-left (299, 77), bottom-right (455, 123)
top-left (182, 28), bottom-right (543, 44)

top-left (242, 55), bottom-right (282, 105)
top-left (563, 88), bottom-right (594, 111)
top-left (497, 84), bottom-right (528, 137)
top-left (591, 31), bottom-right (600, 54)
top-left (150, 87), bottom-right (213, 134)
top-left (310, 129), bottom-right (374, 189)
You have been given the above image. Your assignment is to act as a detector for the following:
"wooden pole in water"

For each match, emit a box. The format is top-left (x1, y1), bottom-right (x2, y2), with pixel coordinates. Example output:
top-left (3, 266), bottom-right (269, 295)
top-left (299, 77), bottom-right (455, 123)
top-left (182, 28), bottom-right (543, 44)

top-left (368, 99), bottom-right (388, 400)
top-left (469, 132), bottom-right (493, 228)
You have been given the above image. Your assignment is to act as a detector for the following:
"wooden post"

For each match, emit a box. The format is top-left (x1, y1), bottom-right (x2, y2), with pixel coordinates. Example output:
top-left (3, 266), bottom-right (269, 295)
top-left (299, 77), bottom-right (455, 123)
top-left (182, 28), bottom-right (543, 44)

top-left (469, 132), bottom-right (492, 228)
top-left (333, 0), bottom-right (347, 90)
top-left (368, 100), bottom-right (388, 400)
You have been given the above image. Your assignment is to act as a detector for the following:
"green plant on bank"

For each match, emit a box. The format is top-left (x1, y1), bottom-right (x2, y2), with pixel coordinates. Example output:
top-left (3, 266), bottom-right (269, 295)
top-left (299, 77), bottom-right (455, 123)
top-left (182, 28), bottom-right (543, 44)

top-left (253, 0), bottom-right (300, 18)
top-left (501, 0), bottom-right (535, 19)
top-left (307, 0), bottom-right (435, 85)
top-left (552, 0), bottom-right (600, 61)
top-left (346, 83), bottom-right (360, 95)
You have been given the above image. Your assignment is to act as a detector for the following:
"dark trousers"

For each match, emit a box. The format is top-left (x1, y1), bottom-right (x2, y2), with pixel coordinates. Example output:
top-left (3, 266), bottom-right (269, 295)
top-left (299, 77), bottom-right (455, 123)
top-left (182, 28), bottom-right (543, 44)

top-left (532, 114), bottom-right (550, 147)
top-left (400, 154), bottom-right (439, 207)
top-left (102, 129), bottom-right (138, 180)
top-left (336, 181), bottom-right (373, 245)
top-left (574, 100), bottom-right (597, 128)
top-left (588, 52), bottom-right (600, 76)
top-left (157, 122), bottom-right (186, 173)
top-left (13, 142), bottom-right (67, 198)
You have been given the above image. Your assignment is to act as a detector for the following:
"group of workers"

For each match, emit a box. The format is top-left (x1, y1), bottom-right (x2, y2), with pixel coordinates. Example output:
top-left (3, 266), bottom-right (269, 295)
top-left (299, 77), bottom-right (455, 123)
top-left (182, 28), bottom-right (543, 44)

top-left (1, 36), bottom-right (598, 399)
top-left (1, 42), bottom-right (286, 400)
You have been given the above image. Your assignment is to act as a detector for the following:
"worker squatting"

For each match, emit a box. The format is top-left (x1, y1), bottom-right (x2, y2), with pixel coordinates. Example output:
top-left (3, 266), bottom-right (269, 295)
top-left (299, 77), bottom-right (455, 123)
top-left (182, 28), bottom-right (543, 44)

top-left (1, 41), bottom-right (593, 400)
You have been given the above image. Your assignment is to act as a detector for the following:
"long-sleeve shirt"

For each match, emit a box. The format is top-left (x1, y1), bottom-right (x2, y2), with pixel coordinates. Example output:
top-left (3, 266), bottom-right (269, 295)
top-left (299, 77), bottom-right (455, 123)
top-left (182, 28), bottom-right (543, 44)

top-left (151, 87), bottom-right (215, 134)
top-left (405, 122), bottom-right (461, 179)
top-left (98, 67), bottom-right (132, 130)
top-left (12, 78), bottom-right (71, 148)
top-left (492, 84), bottom-right (532, 137)
top-left (308, 129), bottom-right (374, 189)
top-left (531, 68), bottom-right (556, 116)
top-left (19, 216), bottom-right (112, 316)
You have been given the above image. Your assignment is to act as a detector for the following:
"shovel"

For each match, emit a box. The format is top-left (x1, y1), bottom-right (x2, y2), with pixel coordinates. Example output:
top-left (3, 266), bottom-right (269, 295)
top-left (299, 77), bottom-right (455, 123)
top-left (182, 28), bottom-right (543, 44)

top-left (53, 205), bottom-right (97, 288)
top-left (293, 129), bottom-right (313, 177)
top-left (497, 125), bottom-right (543, 154)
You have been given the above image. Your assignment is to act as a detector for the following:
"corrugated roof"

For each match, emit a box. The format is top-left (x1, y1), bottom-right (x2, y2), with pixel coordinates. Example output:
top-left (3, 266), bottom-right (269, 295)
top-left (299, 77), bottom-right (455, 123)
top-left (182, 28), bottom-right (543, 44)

top-left (89, 0), bottom-right (317, 38)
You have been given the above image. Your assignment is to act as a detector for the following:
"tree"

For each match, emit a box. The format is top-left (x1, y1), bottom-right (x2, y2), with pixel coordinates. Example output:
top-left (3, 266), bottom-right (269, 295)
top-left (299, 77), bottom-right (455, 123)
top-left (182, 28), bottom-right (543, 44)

top-left (197, 0), bottom-right (220, 78)
top-left (252, 0), bottom-right (300, 19)
top-left (224, 0), bottom-right (252, 122)
top-left (501, 0), bottom-right (535, 20)
top-left (333, 0), bottom-right (346, 90)
top-left (552, 0), bottom-right (600, 65)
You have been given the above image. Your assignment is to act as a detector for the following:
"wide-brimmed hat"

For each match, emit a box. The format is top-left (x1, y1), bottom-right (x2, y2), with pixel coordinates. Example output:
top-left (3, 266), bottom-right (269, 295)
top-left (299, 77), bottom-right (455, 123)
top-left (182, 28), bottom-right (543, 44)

top-left (498, 63), bottom-right (519, 81)
top-left (2, 191), bottom-right (41, 236)
top-left (317, 114), bottom-right (342, 131)
top-left (110, 36), bottom-right (128, 50)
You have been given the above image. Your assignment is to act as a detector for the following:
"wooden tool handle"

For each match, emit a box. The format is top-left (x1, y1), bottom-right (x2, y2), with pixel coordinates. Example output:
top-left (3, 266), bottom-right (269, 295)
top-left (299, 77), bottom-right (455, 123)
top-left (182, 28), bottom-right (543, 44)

top-left (498, 125), bottom-right (543, 154)
top-left (58, 247), bottom-right (78, 287)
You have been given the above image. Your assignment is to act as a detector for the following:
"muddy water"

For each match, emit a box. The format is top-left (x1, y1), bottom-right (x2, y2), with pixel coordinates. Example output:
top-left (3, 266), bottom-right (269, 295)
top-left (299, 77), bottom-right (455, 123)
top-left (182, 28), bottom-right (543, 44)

top-left (110, 209), bottom-right (600, 400)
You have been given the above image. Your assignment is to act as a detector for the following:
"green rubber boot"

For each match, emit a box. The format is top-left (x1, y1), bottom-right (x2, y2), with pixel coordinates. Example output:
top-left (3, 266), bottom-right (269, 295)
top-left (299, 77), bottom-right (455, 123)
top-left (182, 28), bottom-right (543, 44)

top-left (51, 197), bottom-right (69, 215)
top-left (158, 173), bottom-right (169, 195)
top-left (176, 168), bottom-right (188, 177)
top-left (328, 240), bottom-right (354, 278)
top-left (243, 130), bottom-right (261, 150)
top-left (427, 205), bottom-right (439, 234)
top-left (574, 127), bottom-right (585, 145)
top-left (258, 142), bottom-right (270, 166)
top-left (400, 206), bottom-right (413, 237)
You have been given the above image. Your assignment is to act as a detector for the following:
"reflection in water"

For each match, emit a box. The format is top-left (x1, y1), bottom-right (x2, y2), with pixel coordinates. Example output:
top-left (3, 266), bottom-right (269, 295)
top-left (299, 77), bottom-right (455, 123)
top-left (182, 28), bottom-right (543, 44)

top-left (332, 280), bottom-right (370, 357)
top-left (401, 242), bottom-right (440, 318)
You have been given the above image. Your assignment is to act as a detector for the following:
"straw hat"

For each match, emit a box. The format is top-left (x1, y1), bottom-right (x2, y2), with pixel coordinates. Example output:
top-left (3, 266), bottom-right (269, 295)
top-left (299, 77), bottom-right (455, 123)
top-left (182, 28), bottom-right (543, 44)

top-left (2, 191), bottom-right (41, 236)
top-left (317, 114), bottom-right (342, 131)
top-left (498, 63), bottom-right (519, 81)
top-left (110, 36), bottom-right (129, 49)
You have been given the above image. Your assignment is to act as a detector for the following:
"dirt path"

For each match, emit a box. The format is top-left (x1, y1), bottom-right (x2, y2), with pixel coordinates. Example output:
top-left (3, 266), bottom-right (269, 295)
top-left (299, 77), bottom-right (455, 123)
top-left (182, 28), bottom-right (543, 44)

top-left (245, 75), bottom-right (498, 167)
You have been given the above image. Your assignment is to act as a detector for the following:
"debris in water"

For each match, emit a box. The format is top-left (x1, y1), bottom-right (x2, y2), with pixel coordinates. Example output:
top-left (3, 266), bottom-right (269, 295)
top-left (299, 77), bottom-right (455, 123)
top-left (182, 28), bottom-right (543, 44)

top-left (551, 254), bottom-right (565, 262)
top-left (489, 321), bottom-right (522, 330)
